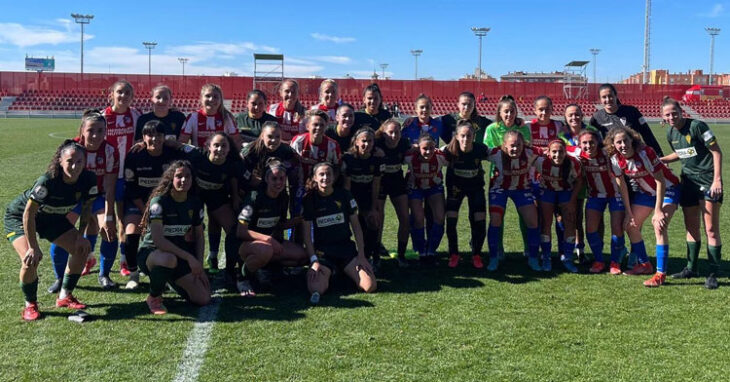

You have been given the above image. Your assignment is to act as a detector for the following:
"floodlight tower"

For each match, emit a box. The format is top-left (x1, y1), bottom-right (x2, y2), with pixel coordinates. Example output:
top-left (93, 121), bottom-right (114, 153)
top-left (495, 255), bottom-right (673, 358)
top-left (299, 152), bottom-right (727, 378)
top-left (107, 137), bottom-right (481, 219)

top-left (590, 49), bottom-right (600, 83)
top-left (642, 0), bottom-right (651, 84)
top-left (71, 13), bottom-right (94, 76)
top-left (410, 50), bottom-right (423, 80)
top-left (471, 27), bottom-right (490, 81)
top-left (706, 27), bottom-right (721, 85)
top-left (380, 63), bottom-right (389, 79)
top-left (143, 42), bottom-right (157, 76)
top-left (178, 57), bottom-right (189, 76)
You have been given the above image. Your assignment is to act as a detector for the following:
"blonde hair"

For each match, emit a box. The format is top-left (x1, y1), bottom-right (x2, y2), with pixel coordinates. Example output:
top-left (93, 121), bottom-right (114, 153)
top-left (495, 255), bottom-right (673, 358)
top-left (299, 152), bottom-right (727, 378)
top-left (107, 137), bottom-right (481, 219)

top-left (200, 83), bottom-right (233, 121)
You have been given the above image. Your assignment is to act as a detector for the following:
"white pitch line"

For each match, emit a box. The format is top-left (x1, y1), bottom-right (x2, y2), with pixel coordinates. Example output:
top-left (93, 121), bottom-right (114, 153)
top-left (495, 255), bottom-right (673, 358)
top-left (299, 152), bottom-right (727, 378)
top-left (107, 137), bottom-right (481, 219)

top-left (48, 132), bottom-right (68, 139)
top-left (172, 277), bottom-right (225, 382)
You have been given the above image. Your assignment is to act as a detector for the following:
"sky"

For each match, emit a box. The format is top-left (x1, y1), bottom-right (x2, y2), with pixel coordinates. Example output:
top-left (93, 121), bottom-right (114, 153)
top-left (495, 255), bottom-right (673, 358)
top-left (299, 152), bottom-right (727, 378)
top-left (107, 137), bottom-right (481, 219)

top-left (0, 0), bottom-right (727, 82)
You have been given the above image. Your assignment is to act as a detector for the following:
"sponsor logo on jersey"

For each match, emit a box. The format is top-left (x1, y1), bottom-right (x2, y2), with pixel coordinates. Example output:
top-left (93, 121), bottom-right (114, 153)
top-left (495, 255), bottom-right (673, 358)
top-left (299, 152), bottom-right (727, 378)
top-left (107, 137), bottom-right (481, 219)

top-left (196, 178), bottom-right (223, 190)
top-left (138, 177), bottom-right (161, 188)
top-left (257, 216), bottom-right (280, 228)
top-left (183, 144), bottom-right (195, 153)
top-left (454, 169), bottom-right (479, 178)
top-left (163, 225), bottom-right (191, 236)
top-left (350, 174), bottom-right (374, 183)
top-left (150, 203), bottom-right (163, 217)
top-left (675, 147), bottom-right (697, 159)
top-left (702, 130), bottom-right (714, 142)
top-left (316, 212), bottom-right (345, 227)
top-left (31, 185), bottom-right (48, 200)
top-left (239, 205), bottom-right (253, 220)
top-left (40, 204), bottom-right (76, 214)
top-left (383, 164), bottom-right (403, 173)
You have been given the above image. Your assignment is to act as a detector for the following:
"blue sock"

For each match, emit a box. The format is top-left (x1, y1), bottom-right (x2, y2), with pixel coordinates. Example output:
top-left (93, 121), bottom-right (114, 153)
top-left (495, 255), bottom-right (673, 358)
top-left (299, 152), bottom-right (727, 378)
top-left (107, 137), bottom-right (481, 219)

top-left (49, 243), bottom-right (69, 280)
top-left (656, 244), bottom-right (668, 273)
top-left (563, 238), bottom-right (576, 261)
top-left (610, 235), bottom-right (625, 263)
top-left (527, 227), bottom-right (540, 259)
top-left (540, 235), bottom-right (551, 260)
top-left (411, 227), bottom-right (426, 254)
top-left (85, 234), bottom-right (98, 253)
top-left (427, 223), bottom-right (444, 255)
top-left (555, 219), bottom-right (565, 253)
top-left (631, 240), bottom-right (649, 264)
top-left (587, 232), bottom-right (604, 262)
top-left (488, 225), bottom-right (500, 259)
top-left (120, 241), bottom-right (126, 257)
top-left (99, 239), bottom-right (118, 277)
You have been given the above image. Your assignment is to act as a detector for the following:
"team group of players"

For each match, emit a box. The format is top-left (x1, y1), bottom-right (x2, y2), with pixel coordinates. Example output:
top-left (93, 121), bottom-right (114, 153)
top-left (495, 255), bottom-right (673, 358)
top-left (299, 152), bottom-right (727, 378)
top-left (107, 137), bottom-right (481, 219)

top-left (4, 79), bottom-right (723, 321)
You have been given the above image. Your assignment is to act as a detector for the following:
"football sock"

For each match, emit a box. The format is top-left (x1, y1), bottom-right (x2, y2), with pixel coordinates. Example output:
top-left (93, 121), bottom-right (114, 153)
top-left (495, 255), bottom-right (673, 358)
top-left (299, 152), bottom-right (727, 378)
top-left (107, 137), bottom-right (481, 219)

top-left (125, 234), bottom-right (141, 272)
top-left (21, 279), bottom-right (38, 303)
top-left (470, 219), bottom-right (486, 256)
top-left (526, 227), bottom-right (539, 259)
top-left (49, 243), bottom-right (69, 280)
top-left (427, 223), bottom-right (444, 254)
top-left (686, 241), bottom-right (701, 272)
top-left (84, 234), bottom-right (98, 253)
top-left (656, 244), bottom-right (668, 273)
top-left (149, 266), bottom-right (174, 297)
top-left (540, 235), bottom-right (552, 261)
top-left (446, 217), bottom-right (459, 254)
top-left (587, 231), bottom-right (604, 262)
top-left (488, 225), bottom-right (500, 259)
top-left (631, 240), bottom-right (649, 264)
top-left (99, 239), bottom-right (118, 277)
top-left (707, 245), bottom-right (722, 274)
top-left (60, 273), bottom-right (81, 298)
top-left (411, 227), bottom-right (426, 254)
top-left (610, 235), bottom-right (626, 263)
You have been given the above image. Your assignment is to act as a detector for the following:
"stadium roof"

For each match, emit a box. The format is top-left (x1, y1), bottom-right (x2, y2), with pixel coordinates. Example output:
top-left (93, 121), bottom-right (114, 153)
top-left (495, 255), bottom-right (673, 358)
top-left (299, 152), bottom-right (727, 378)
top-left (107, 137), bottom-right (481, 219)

top-left (566, 61), bottom-right (590, 67)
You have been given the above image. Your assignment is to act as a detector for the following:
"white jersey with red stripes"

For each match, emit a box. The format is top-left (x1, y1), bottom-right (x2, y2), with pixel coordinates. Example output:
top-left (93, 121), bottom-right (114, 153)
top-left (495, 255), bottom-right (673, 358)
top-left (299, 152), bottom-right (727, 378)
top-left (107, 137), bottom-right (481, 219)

top-left (269, 103), bottom-right (305, 142)
top-left (290, 133), bottom-right (342, 177)
top-left (534, 155), bottom-right (582, 192)
top-left (610, 146), bottom-right (679, 196)
top-left (568, 147), bottom-right (620, 198)
top-left (487, 146), bottom-right (541, 191)
top-left (103, 106), bottom-right (141, 178)
top-left (311, 103), bottom-right (338, 124)
top-left (181, 109), bottom-right (238, 147)
top-left (527, 119), bottom-right (563, 151)
top-left (404, 150), bottom-right (449, 190)
top-left (74, 138), bottom-right (118, 193)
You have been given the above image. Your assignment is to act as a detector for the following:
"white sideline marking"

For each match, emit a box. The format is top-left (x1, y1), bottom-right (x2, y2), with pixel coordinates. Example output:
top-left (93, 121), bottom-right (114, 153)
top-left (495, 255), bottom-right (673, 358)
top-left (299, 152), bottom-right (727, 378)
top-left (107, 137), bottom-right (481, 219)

top-left (172, 277), bottom-right (224, 382)
top-left (48, 132), bottom-right (68, 139)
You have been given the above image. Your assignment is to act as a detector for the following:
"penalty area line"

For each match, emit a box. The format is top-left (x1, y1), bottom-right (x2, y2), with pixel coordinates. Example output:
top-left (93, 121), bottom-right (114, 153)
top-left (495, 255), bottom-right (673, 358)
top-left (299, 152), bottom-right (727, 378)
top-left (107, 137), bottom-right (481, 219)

top-left (48, 132), bottom-right (68, 139)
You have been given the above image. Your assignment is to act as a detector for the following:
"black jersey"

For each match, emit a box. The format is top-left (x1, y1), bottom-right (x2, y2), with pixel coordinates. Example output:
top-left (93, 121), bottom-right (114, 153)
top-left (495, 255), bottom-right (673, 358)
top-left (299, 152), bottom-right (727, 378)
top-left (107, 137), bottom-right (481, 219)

top-left (303, 187), bottom-right (358, 247)
top-left (341, 152), bottom-right (383, 195)
top-left (440, 113), bottom-right (493, 146)
top-left (443, 142), bottom-right (490, 189)
top-left (589, 105), bottom-right (663, 156)
top-left (374, 136), bottom-right (410, 178)
top-left (354, 109), bottom-right (391, 130)
top-left (240, 143), bottom-right (299, 181)
top-left (237, 186), bottom-right (289, 241)
top-left (124, 147), bottom-right (184, 203)
top-left (7, 171), bottom-right (98, 217)
top-left (236, 112), bottom-right (278, 139)
top-left (325, 125), bottom-right (355, 152)
top-left (181, 145), bottom-right (239, 203)
top-left (140, 194), bottom-right (204, 252)
top-left (135, 111), bottom-right (187, 141)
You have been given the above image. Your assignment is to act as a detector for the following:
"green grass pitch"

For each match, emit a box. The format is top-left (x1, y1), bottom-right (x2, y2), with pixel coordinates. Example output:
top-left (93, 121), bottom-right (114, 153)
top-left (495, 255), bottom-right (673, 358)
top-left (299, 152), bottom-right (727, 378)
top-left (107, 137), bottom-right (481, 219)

top-left (0, 118), bottom-right (729, 381)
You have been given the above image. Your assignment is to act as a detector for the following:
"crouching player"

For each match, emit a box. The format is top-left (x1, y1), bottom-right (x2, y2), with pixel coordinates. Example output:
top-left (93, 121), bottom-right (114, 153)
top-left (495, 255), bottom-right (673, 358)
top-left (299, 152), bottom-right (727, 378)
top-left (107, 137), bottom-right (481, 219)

top-left (607, 127), bottom-right (680, 287)
top-left (138, 160), bottom-right (210, 315)
top-left (303, 162), bottom-right (376, 304)
top-left (5, 141), bottom-right (97, 320)
top-left (236, 159), bottom-right (306, 296)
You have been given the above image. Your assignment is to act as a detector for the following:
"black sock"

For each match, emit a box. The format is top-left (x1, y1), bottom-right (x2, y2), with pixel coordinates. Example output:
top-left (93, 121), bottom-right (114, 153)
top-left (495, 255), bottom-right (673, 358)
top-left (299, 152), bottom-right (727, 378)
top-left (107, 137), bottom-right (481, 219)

top-left (126, 234), bottom-right (141, 272)
top-left (471, 218), bottom-right (487, 255)
top-left (446, 216), bottom-right (459, 254)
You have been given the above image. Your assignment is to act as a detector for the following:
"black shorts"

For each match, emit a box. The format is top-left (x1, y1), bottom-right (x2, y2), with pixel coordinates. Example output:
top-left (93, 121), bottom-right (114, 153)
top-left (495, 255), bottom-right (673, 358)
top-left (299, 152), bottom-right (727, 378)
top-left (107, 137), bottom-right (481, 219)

top-left (315, 240), bottom-right (358, 273)
top-left (446, 185), bottom-right (486, 214)
top-left (4, 209), bottom-right (74, 243)
top-left (201, 191), bottom-right (232, 212)
top-left (138, 246), bottom-right (193, 281)
top-left (379, 173), bottom-right (408, 200)
top-left (680, 174), bottom-right (723, 207)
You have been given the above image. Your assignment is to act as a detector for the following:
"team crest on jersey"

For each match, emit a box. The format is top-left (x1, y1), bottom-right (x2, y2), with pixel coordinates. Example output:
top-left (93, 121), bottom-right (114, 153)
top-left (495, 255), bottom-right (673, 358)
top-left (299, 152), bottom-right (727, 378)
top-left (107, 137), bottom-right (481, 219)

top-left (150, 203), bottom-right (163, 216)
top-left (125, 168), bottom-right (134, 180)
top-left (97, 156), bottom-right (104, 164)
top-left (216, 120), bottom-right (223, 128)
top-left (240, 205), bottom-right (253, 219)
top-left (124, 116), bottom-right (131, 125)
top-left (335, 200), bottom-right (342, 209)
top-left (31, 185), bottom-right (48, 199)
top-left (620, 117), bottom-right (627, 126)
top-left (685, 135), bottom-right (692, 144)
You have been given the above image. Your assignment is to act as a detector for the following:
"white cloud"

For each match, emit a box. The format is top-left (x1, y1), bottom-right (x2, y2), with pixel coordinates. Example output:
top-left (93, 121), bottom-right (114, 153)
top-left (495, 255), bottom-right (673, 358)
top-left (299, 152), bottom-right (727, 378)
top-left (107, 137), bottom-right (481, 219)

top-left (311, 56), bottom-right (352, 64)
top-left (348, 70), bottom-right (387, 79)
top-left (0, 22), bottom-right (93, 47)
top-left (310, 33), bottom-right (356, 43)
top-left (700, 3), bottom-right (724, 17)
top-left (170, 41), bottom-right (278, 57)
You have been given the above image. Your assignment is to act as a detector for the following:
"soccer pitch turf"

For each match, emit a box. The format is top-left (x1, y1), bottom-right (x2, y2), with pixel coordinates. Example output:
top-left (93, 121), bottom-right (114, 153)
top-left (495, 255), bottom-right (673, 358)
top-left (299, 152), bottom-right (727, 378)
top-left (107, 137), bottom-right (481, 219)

top-left (1, 118), bottom-right (729, 381)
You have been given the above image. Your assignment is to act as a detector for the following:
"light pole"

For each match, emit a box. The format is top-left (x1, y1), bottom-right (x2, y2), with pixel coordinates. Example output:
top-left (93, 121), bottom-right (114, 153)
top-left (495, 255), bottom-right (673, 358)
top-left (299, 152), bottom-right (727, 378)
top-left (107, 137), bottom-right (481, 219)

top-left (380, 63), bottom-right (389, 79)
top-left (706, 27), bottom-right (720, 85)
top-left (178, 57), bottom-right (189, 76)
top-left (590, 48), bottom-right (600, 83)
top-left (410, 50), bottom-right (422, 80)
top-left (143, 41), bottom-right (157, 76)
top-left (71, 13), bottom-right (93, 76)
top-left (471, 27), bottom-right (490, 81)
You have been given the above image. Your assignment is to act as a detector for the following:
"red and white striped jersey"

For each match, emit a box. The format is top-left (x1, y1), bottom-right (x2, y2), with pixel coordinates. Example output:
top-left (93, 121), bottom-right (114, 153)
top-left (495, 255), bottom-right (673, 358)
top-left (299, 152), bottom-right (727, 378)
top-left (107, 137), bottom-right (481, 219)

top-left (527, 119), bottom-right (563, 151)
top-left (290, 133), bottom-right (342, 177)
top-left (487, 146), bottom-right (541, 191)
top-left (610, 146), bottom-right (679, 196)
top-left (103, 106), bottom-right (141, 178)
top-left (404, 150), bottom-right (449, 190)
top-left (534, 155), bottom-right (582, 192)
top-left (269, 103), bottom-right (305, 142)
top-left (73, 138), bottom-right (118, 194)
top-left (181, 109), bottom-right (238, 147)
top-left (311, 103), bottom-right (337, 124)
top-left (568, 147), bottom-right (620, 198)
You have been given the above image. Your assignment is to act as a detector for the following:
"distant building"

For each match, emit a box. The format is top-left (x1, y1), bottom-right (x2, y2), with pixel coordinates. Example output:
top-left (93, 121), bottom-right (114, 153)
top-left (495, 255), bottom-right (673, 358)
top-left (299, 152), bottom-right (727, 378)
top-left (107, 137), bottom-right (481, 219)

top-left (461, 68), bottom-right (497, 82)
top-left (500, 71), bottom-right (585, 83)
top-left (621, 69), bottom-right (730, 85)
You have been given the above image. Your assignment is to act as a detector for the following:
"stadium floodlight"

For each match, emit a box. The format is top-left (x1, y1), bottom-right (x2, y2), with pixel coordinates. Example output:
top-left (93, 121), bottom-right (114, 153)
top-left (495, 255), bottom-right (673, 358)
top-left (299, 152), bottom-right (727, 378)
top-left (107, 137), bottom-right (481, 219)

top-left (471, 27), bottom-right (490, 81)
top-left (71, 13), bottom-right (94, 76)
top-left (706, 27), bottom-right (721, 85)
top-left (590, 49), bottom-right (600, 83)
top-left (143, 42), bottom-right (157, 76)
top-left (178, 57), bottom-right (189, 76)
top-left (380, 63), bottom-right (389, 79)
top-left (410, 50), bottom-right (423, 80)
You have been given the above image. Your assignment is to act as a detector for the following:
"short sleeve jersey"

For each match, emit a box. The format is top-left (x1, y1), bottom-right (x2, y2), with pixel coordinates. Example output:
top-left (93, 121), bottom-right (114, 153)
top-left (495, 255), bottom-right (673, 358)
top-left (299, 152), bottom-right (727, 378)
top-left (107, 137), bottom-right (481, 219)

top-left (483, 121), bottom-right (532, 148)
top-left (443, 142), bottom-right (490, 190)
top-left (341, 152), bottom-right (383, 194)
top-left (440, 113), bottom-right (492, 145)
top-left (10, 171), bottom-right (98, 217)
top-left (354, 109), bottom-right (392, 131)
top-left (375, 137), bottom-right (411, 178)
top-left (486, 147), bottom-right (541, 191)
top-left (610, 146), bottom-right (679, 196)
top-left (527, 119), bottom-right (564, 151)
top-left (303, 187), bottom-right (358, 247)
top-left (182, 110), bottom-right (239, 147)
top-left (140, 194), bottom-right (204, 251)
top-left (589, 105), bottom-right (663, 156)
top-left (181, 145), bottom-right (239, 202)
top-left (403, 150), bottom-right (449, 190)
top-left (237, 187), bottom-right (289, 241)
top-left (124, 147), bottom-right (183, 203)
top-left (103, 106), bottom-right (142, 178)
top-left (268, 103), bottom-right (306, 142)
top-left (240, 143), bottom-right (299, 182)
top-left (236, 112), bottom-right (278, 139)
top-left (135, 111), bottom-right (187, 141)
top-left (534, 155), bottom-right (582, 192)
top-left (570, 147), bottom-right (620, 198)
top-left (310, 104), bottom-right (338, 127)
top-left (402, 117), bottom-right (445, 146)
top-left (666, 118), bottom-right (717, 185)
top-left (325, 125), bottom-right (355, 152)
top-left (83, 139), bottom-right (119, 193)
top-left (290, 133), bottom-right (342, 177)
